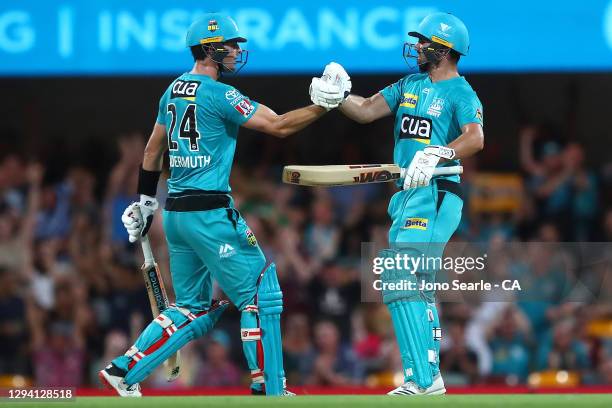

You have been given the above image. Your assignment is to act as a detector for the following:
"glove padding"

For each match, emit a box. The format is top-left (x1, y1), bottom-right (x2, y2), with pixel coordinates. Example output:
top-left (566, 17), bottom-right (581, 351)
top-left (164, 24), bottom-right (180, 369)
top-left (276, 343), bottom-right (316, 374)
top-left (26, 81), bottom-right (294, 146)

top-left (310, 77), bottom-right (344, 110)
top-left (121, 194), bottom-right (158, 243)
top-left (402, 146), bottom-right (456, 189)
top-left (309, 62), bottom-right (352, 110)
top-left (322, 62), bottom-right (352, 99)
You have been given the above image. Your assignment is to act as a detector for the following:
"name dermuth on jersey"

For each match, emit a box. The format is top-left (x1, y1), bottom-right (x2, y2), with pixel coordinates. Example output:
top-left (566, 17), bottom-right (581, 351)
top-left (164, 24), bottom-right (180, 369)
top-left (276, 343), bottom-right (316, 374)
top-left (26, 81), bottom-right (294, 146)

top-left (156, 73), bottom-right (258, 193)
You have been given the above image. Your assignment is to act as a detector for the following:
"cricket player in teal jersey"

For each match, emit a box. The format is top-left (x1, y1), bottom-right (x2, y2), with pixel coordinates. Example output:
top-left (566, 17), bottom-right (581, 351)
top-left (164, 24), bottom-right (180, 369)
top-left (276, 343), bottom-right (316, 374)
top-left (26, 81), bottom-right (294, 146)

top-left (310, 12), bottom-right (485, 395)
top-left (98, 12), bottom-right (336, 397)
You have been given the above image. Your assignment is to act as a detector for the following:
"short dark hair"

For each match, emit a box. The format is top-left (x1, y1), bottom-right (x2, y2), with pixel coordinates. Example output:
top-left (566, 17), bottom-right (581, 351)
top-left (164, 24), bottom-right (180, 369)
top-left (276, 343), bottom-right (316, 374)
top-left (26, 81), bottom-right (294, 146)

top-left (190, 45), bottom-right (207, 61)
top-left (449, 49), bottom-right (461, 64)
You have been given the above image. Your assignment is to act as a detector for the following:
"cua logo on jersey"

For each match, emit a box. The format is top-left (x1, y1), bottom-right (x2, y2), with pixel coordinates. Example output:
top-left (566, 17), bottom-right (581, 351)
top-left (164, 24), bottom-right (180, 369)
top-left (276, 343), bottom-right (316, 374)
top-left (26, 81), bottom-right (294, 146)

top-left (399, 114), bottom-right (432, 144)
top-left (402, 218), bottom-right (428, 230)
top-left (234, 99), bottom-right (254, 117)
top-left (171, 80), bottom-right (200, 101)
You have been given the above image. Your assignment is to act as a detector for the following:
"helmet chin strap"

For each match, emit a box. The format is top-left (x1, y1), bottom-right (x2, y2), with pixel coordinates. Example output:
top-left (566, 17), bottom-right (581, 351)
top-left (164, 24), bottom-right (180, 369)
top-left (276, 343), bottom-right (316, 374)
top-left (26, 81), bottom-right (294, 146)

top-left (202, 44), bottom-right (247, 76)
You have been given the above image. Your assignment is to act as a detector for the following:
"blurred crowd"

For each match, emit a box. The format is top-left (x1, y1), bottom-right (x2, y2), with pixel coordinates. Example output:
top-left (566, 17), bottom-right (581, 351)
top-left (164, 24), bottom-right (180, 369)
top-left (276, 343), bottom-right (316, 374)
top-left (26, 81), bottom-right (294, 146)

top-left (0, 124), bottom-right (611, 390)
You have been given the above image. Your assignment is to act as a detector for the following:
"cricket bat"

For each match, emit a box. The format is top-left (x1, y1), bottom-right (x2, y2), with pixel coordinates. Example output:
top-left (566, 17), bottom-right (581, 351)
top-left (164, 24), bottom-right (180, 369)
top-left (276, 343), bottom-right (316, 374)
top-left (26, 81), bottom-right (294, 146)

top-left (135, 208), bottom-right (181, 382)
top-left (282, 164), bottom-right (463, 187)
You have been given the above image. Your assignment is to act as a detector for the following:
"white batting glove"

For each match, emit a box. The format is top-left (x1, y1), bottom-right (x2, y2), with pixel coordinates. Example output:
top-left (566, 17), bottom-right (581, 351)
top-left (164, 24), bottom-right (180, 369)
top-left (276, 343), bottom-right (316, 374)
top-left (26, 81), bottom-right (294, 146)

top-left (309, 77), bottom-right (344, 110)
top-left (121, 195), bottom-right (158, 243)
top-left (322, 62), bottom-right (352, 99)
top-left (402, 146), bottom-right (456, 189)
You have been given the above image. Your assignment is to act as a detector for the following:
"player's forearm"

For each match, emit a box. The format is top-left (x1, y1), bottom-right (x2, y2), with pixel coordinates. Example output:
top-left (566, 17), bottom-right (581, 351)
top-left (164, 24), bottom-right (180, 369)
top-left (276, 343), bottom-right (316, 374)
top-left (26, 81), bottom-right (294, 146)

top-left (273, 104), bottom-right (327, 138)
top-left (339, 94), bottom-right (374, 124)
top-left (447, 128), bottom-right (484, 160)
top-left (142, 123), bottom-right (168, 172)
top-left (142, 150), bottom-right (164, 172)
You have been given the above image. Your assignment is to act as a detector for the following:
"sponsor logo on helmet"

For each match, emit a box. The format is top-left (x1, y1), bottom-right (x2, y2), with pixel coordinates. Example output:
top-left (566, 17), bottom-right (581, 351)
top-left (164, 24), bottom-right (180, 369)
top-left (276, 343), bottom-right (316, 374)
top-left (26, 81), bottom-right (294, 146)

top-left (440, 23), bottom-right (451, 33)
top-left (431, 35), bottom-right (453, 48)
top-left (200, 36), bottom-right (224, 44)
top-left (208, 20), bottom-right (218, 32)
top-left (400, 93), bottom-right (418, 108)
top-left (476, 108), bottom-right (483, 121)
top-left (403, 218), bottom-right (428, 230)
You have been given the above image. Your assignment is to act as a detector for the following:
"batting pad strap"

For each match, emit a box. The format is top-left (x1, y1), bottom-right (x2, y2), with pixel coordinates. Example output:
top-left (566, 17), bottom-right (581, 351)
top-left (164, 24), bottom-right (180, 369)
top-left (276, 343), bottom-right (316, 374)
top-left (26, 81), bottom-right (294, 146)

top-left (433, 327), bottom-right (442, 341)
top-left (175, 306), bottom-right (197, 321)
top-left (154, 313), bottom-right (178, 336)
top-left (125, 346), bottom-right (146, 362)
top-left (251, 369), bottom-right (264, 384)
top-left (428, 349), bottom-right (437, 363)
top-left (244, 304), bottom-right (259, 313)
top-left (241, 328), bottom-right (262, 341)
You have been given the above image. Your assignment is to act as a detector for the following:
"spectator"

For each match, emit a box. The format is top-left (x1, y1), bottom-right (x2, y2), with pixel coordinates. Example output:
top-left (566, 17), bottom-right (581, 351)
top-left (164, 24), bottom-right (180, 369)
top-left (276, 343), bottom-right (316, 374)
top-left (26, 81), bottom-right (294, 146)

top-left (440, 321), bottom-right (479, 385)
top-left (306, 321), bottom-right (364, 386)
top-left (487, 306), bottom-right (531, 383)
top-left (283, 313), bottom-right (314, 385)
top-left (536, 319), bottom-right (590, 372)
top-left (194, 330), bottom-right (241, 387)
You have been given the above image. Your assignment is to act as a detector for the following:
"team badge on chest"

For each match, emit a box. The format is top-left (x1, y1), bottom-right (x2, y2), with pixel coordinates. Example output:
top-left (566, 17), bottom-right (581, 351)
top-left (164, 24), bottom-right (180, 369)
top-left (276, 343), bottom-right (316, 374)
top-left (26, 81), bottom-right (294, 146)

top-left (427, 98), bottom-right (445, 118)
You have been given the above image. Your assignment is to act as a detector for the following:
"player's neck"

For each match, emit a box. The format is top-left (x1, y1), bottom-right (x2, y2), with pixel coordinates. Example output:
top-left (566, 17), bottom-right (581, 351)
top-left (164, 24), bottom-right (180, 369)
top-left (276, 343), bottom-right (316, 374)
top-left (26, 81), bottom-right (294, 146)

top-left (190, 61), bottom-right (219, 80)
top-left (428, 63), bottom-right (459, 83)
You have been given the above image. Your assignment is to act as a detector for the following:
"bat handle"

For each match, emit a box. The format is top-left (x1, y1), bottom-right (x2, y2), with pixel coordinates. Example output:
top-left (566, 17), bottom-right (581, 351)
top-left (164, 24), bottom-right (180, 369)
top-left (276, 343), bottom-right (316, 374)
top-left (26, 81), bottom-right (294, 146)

top-left (132, 205), bottom-right (155, 265)
top-left (433, 165), bottom-right (463, 176)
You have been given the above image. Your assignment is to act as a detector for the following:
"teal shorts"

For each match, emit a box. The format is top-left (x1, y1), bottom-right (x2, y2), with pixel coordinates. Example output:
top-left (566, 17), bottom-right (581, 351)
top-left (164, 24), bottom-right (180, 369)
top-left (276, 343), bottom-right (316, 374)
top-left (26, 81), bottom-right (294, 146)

top-left (386, 179), bottom-right (463, 302)
top-left (162, 205), bottom-right (266, 312)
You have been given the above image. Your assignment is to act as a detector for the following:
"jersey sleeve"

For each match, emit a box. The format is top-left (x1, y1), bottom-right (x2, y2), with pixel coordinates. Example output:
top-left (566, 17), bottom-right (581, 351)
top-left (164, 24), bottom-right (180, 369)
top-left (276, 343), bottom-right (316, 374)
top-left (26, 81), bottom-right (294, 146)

top-left (379, 77), bottom-right (404, 114)
top-left (155, 90), bottom-right (168, 125)
top-left (455, 92), bottom-right (484, 128)
top-left (215, 85), bottom-right (259, 126)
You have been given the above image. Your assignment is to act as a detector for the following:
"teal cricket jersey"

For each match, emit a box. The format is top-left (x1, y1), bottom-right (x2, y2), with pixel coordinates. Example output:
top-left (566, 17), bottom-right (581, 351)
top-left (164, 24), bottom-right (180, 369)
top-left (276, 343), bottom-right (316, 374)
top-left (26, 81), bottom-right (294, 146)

top-left (156, 73), bottom-right (259, 194)
top-left (380, 73), bottom-right (483, 183)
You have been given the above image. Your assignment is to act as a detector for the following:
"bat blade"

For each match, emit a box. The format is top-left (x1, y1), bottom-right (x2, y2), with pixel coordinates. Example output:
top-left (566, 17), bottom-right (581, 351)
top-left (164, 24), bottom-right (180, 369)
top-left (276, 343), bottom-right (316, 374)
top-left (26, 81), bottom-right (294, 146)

top-left (283, 164), bottom-right (401, 186)
top-left (139, 237), bottom-right (181, 382)
top-left (282, 164), bottom-right (463, 187)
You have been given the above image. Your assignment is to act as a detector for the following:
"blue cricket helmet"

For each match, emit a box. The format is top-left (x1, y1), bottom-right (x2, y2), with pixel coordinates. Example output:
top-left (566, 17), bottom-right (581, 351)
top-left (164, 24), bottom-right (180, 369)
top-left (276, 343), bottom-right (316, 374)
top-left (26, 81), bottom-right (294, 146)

top-left (185, 12), bottom-right (246, 48)
top-left (409, 12), bottom-right (469, 56)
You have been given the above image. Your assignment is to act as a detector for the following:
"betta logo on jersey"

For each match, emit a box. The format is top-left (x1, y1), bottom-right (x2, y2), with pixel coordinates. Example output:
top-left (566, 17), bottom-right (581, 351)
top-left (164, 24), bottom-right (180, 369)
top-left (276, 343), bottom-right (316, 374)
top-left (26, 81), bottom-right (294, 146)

top-left (208, 20), bottom-right (218, 32)
top-left (403, 218), bottom-right (428, 230)
top-left (399, 114), bottom-right (432, 144)
top-left (234, 99), bottom-right (254, 117)
top-left (171, 80), bottom-right (200, 101)
top-left (400, 93), bottom-right (418, 108)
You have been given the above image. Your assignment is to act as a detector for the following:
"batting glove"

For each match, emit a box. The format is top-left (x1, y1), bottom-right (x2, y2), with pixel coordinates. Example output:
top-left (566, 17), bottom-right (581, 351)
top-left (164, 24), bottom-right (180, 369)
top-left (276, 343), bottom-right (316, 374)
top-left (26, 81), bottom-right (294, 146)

top-left (322, 62), bottom-right (352, 100)
top-left (121, 194), bottom-right (158, 243)
top-left (309, 77), bottom-right (344, 110)
top-left (402, 146), bottom-right (456, 189)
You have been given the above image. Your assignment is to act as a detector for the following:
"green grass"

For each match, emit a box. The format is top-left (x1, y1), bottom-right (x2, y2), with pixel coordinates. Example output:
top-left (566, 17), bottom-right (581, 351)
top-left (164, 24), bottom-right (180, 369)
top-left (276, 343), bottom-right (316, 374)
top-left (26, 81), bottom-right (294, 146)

top-left (3, 395), bottom-right (612, 408)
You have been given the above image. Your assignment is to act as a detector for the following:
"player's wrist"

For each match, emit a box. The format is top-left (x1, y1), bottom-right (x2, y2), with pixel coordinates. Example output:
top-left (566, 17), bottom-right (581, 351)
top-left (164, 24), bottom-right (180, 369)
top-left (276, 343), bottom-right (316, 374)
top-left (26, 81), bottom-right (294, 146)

top-left (424, 146), bottom-right (456, 160)
top-left (139, 194), bottom-right (158, 209)
top-left (137, 165), bottom-right (161, 197)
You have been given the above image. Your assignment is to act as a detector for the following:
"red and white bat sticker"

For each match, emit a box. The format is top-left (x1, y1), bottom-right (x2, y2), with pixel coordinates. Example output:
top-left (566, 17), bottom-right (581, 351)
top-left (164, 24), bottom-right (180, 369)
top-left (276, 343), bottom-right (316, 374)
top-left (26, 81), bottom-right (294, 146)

top-left (234, 99), bottom-right (254, 117)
